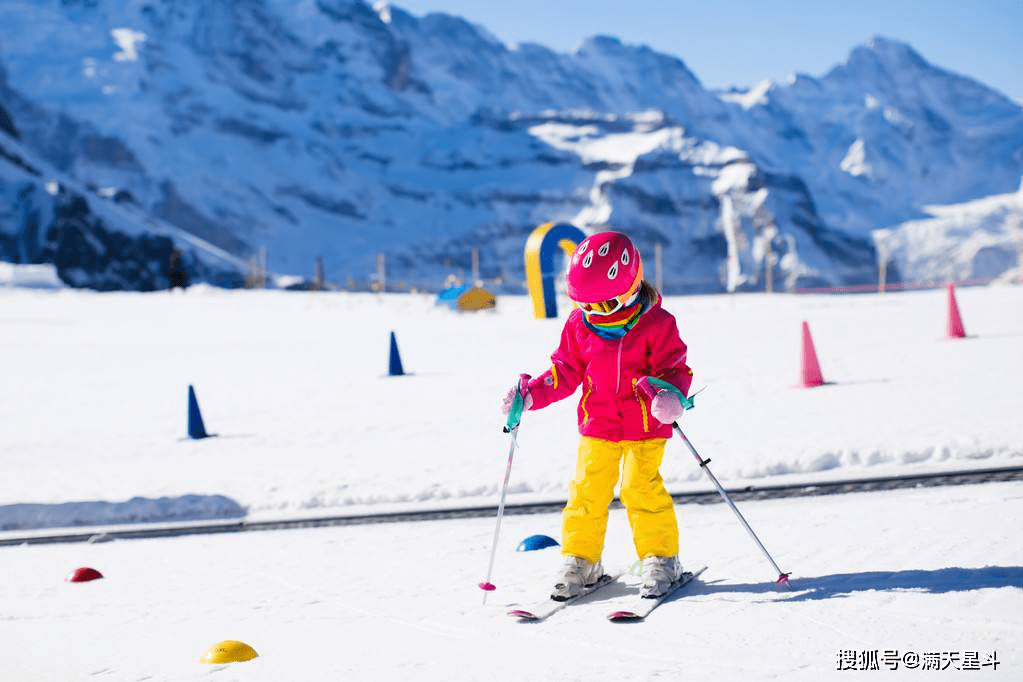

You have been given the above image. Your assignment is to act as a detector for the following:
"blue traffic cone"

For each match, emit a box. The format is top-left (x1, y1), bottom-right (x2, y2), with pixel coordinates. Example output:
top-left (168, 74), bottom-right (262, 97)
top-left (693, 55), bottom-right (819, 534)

top-left (388, 331), bottom-right (405, 377)
top-left (187, 385), bottom-right (210, 439)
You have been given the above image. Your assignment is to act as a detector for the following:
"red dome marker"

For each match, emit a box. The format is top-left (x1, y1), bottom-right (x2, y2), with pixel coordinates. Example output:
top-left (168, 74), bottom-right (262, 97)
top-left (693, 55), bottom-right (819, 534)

top-left (66, 567), bottom-right (104, 583)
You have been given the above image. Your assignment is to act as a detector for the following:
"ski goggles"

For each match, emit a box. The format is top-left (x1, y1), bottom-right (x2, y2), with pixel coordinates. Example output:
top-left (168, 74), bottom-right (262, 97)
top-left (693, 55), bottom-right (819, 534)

top-left (575, 290), bottom-right (640, 316)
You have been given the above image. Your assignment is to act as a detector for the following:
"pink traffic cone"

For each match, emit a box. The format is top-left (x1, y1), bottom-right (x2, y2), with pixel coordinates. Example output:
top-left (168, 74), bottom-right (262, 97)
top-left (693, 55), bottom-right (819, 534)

top-left (947, 284), bottom-right (966, 339)
top-left (801, 321), bottom-right (825, 388)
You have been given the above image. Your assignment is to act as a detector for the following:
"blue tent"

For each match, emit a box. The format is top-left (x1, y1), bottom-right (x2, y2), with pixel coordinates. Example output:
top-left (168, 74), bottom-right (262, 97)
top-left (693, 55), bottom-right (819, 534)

top-left (436, 284), bottom-right (472, 310)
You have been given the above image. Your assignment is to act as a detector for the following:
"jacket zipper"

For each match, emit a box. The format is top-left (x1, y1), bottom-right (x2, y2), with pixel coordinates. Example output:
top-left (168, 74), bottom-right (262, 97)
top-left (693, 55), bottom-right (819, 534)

top-left (615, 337), bottom-right (624, 394)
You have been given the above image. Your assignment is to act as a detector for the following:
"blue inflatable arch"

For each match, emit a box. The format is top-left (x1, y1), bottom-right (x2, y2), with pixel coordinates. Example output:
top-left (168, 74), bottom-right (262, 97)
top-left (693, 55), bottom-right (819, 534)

top-left (524, 223), bottom-right (587, 319)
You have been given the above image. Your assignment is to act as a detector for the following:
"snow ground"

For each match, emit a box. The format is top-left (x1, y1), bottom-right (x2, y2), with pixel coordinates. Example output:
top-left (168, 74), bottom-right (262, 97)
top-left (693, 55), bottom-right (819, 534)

top-left (0, 483), bottom-right (1019, 680)
top-left (0, 285), bottom-right (1020, 679)
top-left (1, 285), bottom-right (1021, 531)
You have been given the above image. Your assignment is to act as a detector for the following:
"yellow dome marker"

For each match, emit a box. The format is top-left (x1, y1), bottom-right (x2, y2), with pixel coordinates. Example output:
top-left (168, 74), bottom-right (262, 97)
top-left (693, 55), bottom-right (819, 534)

top-left (199, 640), bottom-right (259, 664)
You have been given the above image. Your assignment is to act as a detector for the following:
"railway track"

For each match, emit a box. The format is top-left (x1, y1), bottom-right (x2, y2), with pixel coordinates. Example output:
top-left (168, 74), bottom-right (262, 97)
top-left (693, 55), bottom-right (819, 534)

top-left (2, 465), bottom-right (1021, 547)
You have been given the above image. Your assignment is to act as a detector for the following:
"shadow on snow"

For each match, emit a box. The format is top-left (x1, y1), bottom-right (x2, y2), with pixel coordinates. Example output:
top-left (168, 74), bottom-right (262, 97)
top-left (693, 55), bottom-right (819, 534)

top-left (0, 494), bottom-right (246, 532)
top-left (694, 566), bottom-right (1023, 602)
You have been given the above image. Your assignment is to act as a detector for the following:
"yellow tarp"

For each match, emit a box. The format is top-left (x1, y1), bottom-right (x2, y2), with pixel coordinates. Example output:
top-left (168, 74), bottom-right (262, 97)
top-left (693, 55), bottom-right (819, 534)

top-left (457, 287), bottom-right (496, 311)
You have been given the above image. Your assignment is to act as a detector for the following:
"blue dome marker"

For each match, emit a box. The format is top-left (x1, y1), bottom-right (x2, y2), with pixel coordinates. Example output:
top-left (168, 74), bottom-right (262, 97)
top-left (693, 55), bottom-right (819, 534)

top-left (516, 534), bottom-right (559, 552)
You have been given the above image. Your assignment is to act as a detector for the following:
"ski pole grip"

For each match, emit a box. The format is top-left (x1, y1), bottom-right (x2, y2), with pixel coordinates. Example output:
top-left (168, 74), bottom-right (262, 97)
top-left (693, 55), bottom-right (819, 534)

top-left (503, 373), bottom-right (532, 433)
top-left (638, 376), bottom-right (695, 411)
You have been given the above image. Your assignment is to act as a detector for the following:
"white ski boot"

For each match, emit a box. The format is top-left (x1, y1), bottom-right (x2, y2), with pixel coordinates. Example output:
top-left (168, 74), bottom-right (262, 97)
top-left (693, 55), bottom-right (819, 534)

top-left (639, 555), bottom-right (684, 598)
top-left (551, 555), bottom-right (604, 601)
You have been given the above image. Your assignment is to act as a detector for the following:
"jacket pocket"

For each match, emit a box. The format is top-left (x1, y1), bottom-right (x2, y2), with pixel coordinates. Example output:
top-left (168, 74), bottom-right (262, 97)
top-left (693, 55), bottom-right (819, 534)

top-left (581, 376), bottom-right (593, 425)
top-left (632, 378), bottom-right (650, 433)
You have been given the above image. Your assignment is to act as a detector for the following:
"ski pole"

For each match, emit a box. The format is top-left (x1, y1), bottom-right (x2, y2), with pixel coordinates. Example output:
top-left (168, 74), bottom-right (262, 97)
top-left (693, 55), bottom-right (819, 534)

top-left (479, 374), bottom-right (530, 604)
top-left (639, 377), bottom-right (792, 589)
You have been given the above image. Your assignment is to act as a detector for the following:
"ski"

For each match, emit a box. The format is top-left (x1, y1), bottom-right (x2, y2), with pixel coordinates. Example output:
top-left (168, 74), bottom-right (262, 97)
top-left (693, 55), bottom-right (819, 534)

top-left (508, 572), bottom-right (623, 622)
top-left (607, 565), bottom-right (707, 621)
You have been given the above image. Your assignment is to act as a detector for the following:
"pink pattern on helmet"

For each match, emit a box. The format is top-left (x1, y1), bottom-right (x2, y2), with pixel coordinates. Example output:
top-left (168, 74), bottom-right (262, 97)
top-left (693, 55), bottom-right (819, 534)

top-left (567, 231), bottom-right (643, 303)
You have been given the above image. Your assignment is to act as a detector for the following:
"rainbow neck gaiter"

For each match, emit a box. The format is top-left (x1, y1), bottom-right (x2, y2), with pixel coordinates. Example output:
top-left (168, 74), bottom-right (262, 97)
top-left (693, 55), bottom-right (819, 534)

top-left (582, 289), bottom-right (650, 339)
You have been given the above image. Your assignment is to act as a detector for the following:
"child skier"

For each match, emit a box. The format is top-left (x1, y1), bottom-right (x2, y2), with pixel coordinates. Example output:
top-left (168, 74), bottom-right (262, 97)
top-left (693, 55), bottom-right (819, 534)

top-left (502, 231), bottom-right (694, 600)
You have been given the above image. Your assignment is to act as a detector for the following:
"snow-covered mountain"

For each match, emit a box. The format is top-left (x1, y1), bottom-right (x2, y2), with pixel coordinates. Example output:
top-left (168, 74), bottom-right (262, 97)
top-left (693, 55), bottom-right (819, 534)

top-left (0, 93), bottom-right (245, 290)
top-left (877, 182), bottom-right (1023, 284)
top-left (0, 0), bottom-right (1020, 291)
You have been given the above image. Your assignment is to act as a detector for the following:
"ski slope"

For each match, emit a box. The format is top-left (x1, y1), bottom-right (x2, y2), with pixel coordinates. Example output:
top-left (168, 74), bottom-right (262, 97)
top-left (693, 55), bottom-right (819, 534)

top-left (1, 285), bottom-right (1021, 531)
top-left (0, 284), bottom-right (1021, 678)
top-left (1, 483), bottom-right (1019, 679)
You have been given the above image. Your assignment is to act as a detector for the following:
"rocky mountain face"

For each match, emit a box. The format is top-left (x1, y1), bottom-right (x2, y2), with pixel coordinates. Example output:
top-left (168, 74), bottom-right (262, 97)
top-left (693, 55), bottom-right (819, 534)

top-left (0, 71), bottom-right (243, 290)
top-left (0, 0), bottom-right (1020, 292)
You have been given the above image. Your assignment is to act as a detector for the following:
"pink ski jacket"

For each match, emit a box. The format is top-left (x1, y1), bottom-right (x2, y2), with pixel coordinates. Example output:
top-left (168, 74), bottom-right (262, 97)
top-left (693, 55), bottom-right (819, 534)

top-left (526, 294), bottom-right (693, 442)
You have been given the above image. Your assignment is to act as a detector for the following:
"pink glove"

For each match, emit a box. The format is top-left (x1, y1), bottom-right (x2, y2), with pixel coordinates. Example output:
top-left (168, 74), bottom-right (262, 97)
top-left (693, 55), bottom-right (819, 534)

top-left (501, 385), bottom-right (533, 415)
top-left (650, 390), bottom-right (683, 425)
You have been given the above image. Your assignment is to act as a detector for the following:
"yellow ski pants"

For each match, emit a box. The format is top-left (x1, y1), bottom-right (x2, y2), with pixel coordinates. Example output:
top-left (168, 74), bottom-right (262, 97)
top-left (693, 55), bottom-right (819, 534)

top-left (562, 436), bottom-right (678, 564)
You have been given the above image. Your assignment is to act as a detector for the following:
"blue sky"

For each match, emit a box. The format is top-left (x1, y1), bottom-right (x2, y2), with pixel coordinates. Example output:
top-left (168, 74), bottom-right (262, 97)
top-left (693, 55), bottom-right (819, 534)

top-left (393, 0), bottom-right (1022, 102)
